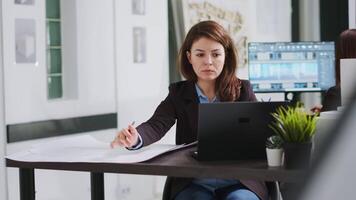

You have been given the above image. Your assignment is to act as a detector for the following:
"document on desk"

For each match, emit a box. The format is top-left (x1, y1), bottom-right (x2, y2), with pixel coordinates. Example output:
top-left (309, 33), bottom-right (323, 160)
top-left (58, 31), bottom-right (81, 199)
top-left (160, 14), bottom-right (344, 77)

top-left (6, 135), bottom-right (193, 163)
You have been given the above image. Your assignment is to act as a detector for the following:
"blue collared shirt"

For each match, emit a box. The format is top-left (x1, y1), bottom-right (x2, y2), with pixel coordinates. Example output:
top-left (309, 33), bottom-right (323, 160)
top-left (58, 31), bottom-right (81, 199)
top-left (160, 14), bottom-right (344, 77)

top-left (195, 84), bottom-right (219, 103)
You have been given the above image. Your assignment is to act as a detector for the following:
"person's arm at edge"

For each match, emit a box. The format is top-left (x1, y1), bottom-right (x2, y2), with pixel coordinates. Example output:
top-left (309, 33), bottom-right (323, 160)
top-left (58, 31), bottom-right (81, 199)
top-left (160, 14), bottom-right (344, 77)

top-left (131, 84), bottom-right (177, 149)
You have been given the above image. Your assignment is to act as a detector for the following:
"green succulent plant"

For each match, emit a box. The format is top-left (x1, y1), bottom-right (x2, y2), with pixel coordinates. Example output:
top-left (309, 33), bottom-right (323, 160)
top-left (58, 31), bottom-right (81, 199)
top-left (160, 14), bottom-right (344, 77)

top-left (269, 102), bottom-right (318, 143)
top-left (266, 135), bottom-right (284, 149)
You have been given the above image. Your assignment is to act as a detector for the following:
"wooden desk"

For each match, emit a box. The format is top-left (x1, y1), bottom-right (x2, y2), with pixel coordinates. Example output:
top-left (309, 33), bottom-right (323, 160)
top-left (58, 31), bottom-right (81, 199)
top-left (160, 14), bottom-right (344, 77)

top-left (6, 146), bottom-right (305, 200)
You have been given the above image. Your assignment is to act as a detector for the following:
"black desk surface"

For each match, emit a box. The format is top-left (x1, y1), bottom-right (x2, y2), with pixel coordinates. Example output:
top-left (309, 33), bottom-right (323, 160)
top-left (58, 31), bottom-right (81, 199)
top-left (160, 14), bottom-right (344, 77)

top-left (6, 146), bottom-right (305, 182)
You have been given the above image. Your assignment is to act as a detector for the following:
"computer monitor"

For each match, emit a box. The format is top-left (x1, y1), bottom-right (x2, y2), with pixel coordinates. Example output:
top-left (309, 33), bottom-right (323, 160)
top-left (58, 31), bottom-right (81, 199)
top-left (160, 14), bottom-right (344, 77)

top-left (248, 41), bottom-right (335, 92)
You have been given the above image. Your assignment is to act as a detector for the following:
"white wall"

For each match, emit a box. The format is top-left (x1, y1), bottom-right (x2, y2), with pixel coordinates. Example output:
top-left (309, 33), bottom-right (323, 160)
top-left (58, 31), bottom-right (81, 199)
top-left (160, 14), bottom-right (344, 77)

top-left (115, 1), bottom-right (170, 128)
top-left (114, 0), bottom-right (172, 199)
top-left (5, 0), bottom-right (171, 199)
top-left (0, 0), bottom-right (9, 199)
top-left (350, 0), bottom-right (356, 28)
top-left (4, 0), bottom-right (118, 200)
top-left (2, 0), bottom-right (116, 125)
top-left (239, 0), bottom-right (291, 80)
top-left (250, 0), bottom-right (292, 42)
top-left (299, 0), bottom-right (320, 41)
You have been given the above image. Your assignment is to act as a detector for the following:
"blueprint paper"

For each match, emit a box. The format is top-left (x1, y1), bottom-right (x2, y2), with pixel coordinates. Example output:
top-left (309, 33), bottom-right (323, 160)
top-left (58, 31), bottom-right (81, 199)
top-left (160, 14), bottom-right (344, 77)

top-left (6, 135), bottom-right (186, 163)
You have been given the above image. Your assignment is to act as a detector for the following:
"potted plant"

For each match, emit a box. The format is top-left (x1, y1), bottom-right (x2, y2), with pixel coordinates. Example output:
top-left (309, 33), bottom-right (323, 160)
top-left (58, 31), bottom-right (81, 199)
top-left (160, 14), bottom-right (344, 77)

top-left (265, 135), bottom-right (284, 167)
top-left (269, 103), bottom-right (318, 169)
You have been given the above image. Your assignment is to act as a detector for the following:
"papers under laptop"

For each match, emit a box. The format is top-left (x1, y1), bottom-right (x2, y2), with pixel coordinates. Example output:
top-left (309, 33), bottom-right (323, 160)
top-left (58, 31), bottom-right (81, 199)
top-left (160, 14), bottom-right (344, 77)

top-left (196, 101), bottom-right (290, 161)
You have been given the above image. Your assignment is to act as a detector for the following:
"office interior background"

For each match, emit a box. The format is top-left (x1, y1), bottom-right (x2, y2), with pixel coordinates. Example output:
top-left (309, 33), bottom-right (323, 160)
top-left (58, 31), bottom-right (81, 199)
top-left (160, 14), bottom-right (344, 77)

top-left (0, 0), bottom-right (355, 199)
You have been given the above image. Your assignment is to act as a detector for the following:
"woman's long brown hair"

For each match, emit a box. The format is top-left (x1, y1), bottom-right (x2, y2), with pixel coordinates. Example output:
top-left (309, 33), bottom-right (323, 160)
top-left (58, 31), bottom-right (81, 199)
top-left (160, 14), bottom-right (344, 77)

top-left (178, 20), bottom-right (241, 102)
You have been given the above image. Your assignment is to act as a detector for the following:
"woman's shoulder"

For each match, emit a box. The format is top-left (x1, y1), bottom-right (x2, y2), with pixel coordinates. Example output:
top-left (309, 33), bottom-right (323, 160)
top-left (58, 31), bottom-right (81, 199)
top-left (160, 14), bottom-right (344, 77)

top-left (239, 79), bottom-right (252, 88)
top-left (237, 79), bottom-right (256, 101)
top-left (326, 85), bottom-right (340, 95)
top-left (240, 79), bottom-right (251, 83)
top-left (169, 80), bottom-right (193, 91)
top-left (168, 80), bottom-right (196, 98)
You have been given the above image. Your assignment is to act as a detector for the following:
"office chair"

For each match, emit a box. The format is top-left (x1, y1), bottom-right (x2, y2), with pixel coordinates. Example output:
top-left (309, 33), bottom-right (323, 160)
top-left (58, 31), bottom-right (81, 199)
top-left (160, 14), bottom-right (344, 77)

top-left (162, 177), bottom-right (281, 200)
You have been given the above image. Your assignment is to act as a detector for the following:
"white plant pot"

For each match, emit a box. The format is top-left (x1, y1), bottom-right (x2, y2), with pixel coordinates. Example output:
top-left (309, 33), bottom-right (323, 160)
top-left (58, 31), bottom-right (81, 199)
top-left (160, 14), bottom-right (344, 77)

top-left (266, 148), bottom-right (283, 167)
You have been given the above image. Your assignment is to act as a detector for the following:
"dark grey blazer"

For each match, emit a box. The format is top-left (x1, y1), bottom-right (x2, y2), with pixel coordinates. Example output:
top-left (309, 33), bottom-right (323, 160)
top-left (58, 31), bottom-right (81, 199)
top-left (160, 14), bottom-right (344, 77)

top-left (321, 85), bottom-right (341, 112)
top-left (136, 80), bottom-right (268, 200)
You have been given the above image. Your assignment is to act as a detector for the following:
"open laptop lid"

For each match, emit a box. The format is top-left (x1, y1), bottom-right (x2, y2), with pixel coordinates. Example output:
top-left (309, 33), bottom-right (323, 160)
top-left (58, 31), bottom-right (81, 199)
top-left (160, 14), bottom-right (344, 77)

top-left (196, 101), bottom-right (291, 161)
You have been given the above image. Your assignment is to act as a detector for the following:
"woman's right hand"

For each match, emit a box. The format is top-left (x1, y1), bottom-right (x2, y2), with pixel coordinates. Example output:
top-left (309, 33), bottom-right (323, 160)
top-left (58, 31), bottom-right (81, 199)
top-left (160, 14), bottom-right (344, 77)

top-left (310, 105), bottom-right (322, 114)
top-left (110, 124), bottom-right (139, 148)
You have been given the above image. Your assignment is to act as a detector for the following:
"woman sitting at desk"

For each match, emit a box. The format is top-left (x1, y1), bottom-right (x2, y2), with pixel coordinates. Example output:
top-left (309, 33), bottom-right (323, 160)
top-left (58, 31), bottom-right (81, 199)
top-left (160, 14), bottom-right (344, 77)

top-left (312, 29), bottom-right (356, 112)
top-left (111, 20), bottom-right (267, 200)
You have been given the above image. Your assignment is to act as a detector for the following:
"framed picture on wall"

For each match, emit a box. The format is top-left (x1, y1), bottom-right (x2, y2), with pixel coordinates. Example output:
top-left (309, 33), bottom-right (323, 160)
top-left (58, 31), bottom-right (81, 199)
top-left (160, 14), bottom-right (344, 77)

top-left (132, 0), bottom-right (145, 15)
top-left (15, 19), bottom-right (36, 64)
top-left (133, 27), bottom-right (147, 63)
top-left (15, 0), bottom-right (34, 5)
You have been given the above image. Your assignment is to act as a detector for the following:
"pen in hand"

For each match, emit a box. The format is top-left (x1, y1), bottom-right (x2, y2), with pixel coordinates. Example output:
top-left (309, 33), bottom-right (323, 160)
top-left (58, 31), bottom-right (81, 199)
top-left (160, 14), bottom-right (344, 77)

top-left (110, 121), bottom-right (137, 148)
